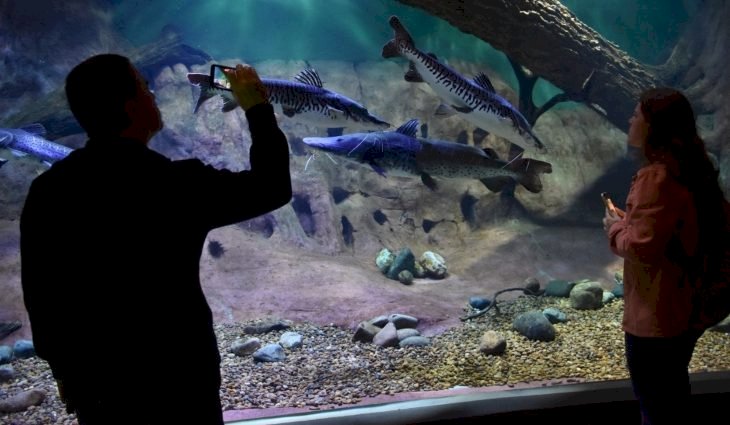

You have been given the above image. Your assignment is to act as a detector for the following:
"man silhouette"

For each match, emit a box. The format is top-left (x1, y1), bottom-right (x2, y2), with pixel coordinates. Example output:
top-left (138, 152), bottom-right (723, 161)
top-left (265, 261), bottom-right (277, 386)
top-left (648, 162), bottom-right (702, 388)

top-left (20, 54), bottom-right (291, 424)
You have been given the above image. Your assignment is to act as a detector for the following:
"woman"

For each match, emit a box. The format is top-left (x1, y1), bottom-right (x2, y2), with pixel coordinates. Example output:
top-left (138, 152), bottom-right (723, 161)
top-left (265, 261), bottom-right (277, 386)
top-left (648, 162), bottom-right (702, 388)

top-left (603, 87), bottom-right (726, 424)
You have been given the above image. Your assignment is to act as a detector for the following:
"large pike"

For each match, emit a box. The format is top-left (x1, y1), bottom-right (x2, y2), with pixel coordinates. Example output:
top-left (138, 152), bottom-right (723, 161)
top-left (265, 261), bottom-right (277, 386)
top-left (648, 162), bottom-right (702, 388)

top-left (302, 119), bottom-right (552, 193)
top-left (0, 123), bottom-right (73, 166)
top-left (382, 15), bottom-right (545, 152)
top-left (187, 68), bottom-right (390, 131)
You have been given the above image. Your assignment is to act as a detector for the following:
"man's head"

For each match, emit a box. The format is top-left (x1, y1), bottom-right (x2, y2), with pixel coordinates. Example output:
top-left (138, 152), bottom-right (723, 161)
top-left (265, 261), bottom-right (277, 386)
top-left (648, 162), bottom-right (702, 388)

top-left (65, 54), bottom-right (162, 141)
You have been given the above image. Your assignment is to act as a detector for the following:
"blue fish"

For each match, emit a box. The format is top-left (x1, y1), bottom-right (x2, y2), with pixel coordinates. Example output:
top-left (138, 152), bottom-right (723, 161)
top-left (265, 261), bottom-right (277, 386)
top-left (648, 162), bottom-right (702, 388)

top-left (303, 119), bottom-right (552, 193)
top-left (0, 123), bottom-right (73, 166)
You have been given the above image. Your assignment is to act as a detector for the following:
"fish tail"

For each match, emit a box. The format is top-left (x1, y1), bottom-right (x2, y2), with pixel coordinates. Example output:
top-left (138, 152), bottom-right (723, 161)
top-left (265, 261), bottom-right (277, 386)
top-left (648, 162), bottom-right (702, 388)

top-left (382, 15), bottom-right (415, 58)
top-left (186, 73), bottom-right (216, 114)
top-left (510, 158), bottom-right (553, 193)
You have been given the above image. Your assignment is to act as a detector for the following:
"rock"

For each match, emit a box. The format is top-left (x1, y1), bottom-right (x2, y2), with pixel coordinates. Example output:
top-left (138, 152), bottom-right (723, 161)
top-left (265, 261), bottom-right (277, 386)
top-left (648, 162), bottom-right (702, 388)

top-left (570, 281), bottom-right (604, 310)
top-left (602, 291), bottom-right (616, 304)
top-left (253, 344), bottom-right (286, 362)
top-left (279, 332), bottom-right (303, 349)
top-left (388, 314), bottom-right (418, 329)
top-left (369, 315), bottom-right (389, 327)
top-left (513, 311), bottom-right (556, 342)
top-left (544, 280), bottom-right (576, 297)
top-left (0, 364), bottom-right (15, 383)
top-left (373, 322), bottom-right (399, 347)
top-left (543, 308), bottom-right (568, 324)
top-left (230, 338), bottom-right (261, 357)
top-left (396, 328), bottom-right (420, 341)
top-left (12, 340), bottom-right (35, 359)
top-left (612, 282), bottom-right (624, 298)
top-left (386, 248), bottom-right (416, 280)
top-left (0, 346), bottom-right (12, 365)
top-left (479, 330), bottom-right (507, 355)
top-left (524, 277), bottom-right (542, 295)
top-left (398, 336), bottom-right (431, 347)
top-left (398, 270), bottom-right (414, 285)
top-left (0, 389), bottom-right (45, 413)
top-left (375, 248), bottom-right (394, 274)
top-left (469, 296), bottom-right (490, 310)
top-left (420, 251), bottom-right (447, 279)
top-left (353, 321), bottom-right (381, 343)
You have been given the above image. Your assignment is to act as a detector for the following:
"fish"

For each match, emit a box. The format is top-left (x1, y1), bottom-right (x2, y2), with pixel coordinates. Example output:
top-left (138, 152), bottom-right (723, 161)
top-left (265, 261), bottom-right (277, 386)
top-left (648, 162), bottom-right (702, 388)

top-left (381, 15), bottom-right (546, 152)
top-left (302, 119), bottom-right (552, 193)
top-left (0, 123), bottom-right (73, 166)
top-left (186, 68), bottom-right (390, 131)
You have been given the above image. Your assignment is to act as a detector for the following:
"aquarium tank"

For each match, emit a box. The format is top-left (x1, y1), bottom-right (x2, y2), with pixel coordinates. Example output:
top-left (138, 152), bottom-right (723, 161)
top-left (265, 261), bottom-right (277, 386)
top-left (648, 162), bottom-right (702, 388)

top-left (1, 0), bottom-right (729, 423)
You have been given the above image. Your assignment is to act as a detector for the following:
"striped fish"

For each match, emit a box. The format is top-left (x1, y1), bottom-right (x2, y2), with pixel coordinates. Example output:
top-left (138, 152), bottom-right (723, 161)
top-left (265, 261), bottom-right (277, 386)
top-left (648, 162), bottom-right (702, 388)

top-left (302, 119), bottom-right (552, 193)
top-left (382, 16), bottom-right (546, 152)
top-left (186, 68), bottom-right (390, 131)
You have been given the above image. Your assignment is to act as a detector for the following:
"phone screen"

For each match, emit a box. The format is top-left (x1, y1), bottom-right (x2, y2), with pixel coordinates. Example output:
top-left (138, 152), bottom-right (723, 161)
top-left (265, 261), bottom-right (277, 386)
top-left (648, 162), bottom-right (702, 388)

top-left (210, 64), bottom-right (235, 91)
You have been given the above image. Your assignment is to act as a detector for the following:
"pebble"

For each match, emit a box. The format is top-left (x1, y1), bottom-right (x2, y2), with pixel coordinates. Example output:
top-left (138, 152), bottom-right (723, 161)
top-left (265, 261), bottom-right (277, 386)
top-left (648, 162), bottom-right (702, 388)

top-left (2, 298), bottom-right (729, 423)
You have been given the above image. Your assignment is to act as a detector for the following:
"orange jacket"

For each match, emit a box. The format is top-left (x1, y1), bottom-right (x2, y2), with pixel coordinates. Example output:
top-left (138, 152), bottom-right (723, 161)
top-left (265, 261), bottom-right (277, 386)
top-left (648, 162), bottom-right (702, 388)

top-left (608, 162), bottom-right (698, 337)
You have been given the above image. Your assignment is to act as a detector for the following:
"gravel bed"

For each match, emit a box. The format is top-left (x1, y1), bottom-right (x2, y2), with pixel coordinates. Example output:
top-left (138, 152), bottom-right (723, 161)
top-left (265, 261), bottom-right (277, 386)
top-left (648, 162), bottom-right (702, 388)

top-left (2, 297), bottom-right (729, 424)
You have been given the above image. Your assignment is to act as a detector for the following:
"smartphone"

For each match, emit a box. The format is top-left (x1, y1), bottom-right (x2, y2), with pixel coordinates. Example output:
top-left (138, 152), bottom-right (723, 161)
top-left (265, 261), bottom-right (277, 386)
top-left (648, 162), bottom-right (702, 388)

top-left (601, 192), bottom-right (617, 215)
top-left (210, 64), bottom-right (235, 91)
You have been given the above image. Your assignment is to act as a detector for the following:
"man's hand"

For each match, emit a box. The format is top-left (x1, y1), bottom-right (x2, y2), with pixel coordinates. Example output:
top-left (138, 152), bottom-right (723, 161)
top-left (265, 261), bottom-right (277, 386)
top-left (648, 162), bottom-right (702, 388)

top-left (223, 64), bottom-right (269, 111)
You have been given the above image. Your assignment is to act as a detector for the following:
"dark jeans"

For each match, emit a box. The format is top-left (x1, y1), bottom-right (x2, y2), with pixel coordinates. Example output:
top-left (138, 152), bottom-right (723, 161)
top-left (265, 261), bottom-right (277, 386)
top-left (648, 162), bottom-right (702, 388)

top-left (624, 330), bottom-right (702, 425)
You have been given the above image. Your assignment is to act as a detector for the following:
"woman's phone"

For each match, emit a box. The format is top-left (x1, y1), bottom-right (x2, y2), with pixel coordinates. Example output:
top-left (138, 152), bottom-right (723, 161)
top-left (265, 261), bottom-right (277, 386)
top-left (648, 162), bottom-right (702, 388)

top-left (601, 192), bottom-right (618, 215)
top-left (210, 64), bottom-right (235, 91)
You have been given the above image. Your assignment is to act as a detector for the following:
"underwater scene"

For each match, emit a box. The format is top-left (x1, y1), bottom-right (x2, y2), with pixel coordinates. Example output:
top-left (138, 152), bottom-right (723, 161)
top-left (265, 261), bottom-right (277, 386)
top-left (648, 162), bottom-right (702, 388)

top-left (1, 0), bottom-right (730, 423)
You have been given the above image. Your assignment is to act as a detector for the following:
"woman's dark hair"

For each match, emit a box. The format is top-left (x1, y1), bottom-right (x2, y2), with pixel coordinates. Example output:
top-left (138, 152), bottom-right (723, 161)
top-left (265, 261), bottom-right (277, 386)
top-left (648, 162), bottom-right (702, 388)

top-left (639, 87), bottom-right (726, 267)
top-left (65, 54), bottom-right (138, 138)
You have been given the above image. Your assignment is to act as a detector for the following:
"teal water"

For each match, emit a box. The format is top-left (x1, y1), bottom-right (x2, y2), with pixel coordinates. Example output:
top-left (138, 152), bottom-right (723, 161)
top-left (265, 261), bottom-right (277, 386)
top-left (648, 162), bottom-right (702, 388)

top-left (110, 0), bottom-right (698, 105)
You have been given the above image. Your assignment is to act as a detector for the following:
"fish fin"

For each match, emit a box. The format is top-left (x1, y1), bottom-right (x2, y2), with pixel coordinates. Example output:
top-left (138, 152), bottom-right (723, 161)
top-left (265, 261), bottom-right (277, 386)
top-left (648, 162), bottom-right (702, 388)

top-left (327, 127), bottom-right (345, 137)
top-left (434, 103), bottom-right (456, 117)
top-left (294, 68), bottom-right (324, 88)
top-left (395, 119), bottom-right (419, 138)
top-left (381, 40), bottom-right (400, 58)
top-left (473, 72), bottom-right (496, 93)
top-left (221, 98), bottom-right (239, 112)
top-left (508, 158), bottom-right (553, 193)
top-left (481, 147), bottom-right (499, 159)
top-left (326, 106), bottom-right (345, 120)
top-left (452, 104), bottom-right (474, 113)
top-left (404, 62), bottom-right (424, 82)
top-left (20, 123), bottom-right (47, 136)
top-left (187, 73), bottom-right (217, 114)
top-left (369, 162), bottom-right (387, 177)
top-left (282, 106), bottom-right (297, 117)
top-left (10, 149), bottom-right (28, 158)
top-left (388, 15), bottom-right (415, 47)
top-left (421, 173), bottom-right (438, 191)
top-left (420, 122), bottom-right (429, 138)
top-left (480, 177), bottom-right (512, 193)
top-left (427, 52), bottom-right (439, 61)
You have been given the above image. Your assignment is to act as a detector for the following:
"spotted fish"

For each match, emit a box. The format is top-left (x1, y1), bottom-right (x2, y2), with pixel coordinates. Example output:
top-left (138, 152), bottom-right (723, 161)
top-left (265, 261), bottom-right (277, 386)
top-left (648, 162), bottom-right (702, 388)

top-left (0, 124), bottom-right (73, 166)
top-left (382, 15), bottom-right (546, 152)
top-left (186, 68), bottom-right (390, 131)
top-left (302, 119), bottom-right (552, 193)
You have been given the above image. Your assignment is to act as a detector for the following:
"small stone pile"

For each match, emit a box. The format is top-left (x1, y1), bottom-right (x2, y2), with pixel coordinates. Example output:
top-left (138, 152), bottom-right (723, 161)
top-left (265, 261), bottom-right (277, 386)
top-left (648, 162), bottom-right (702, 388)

top-left (375, 247), bottom-right (447, 284)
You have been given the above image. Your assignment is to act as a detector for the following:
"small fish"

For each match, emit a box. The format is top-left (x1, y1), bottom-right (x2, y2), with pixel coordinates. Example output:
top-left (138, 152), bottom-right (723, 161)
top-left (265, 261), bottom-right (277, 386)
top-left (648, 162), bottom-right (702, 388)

top-left (302, 119), bottom-right (552, 193)
top-left (382, 15), bottom-right (545, 152)
top-left (0, 124), bottom-right (73, 166)
top-left (186, 68), bottom-right (390, 131)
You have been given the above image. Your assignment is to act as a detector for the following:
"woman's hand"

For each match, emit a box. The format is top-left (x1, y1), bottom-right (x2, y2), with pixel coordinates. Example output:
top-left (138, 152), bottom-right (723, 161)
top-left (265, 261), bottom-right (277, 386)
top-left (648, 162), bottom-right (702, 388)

top-left (603, 207), bottom-right (624, 232)
top-left (223, 64), bottom-right (269, 111)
